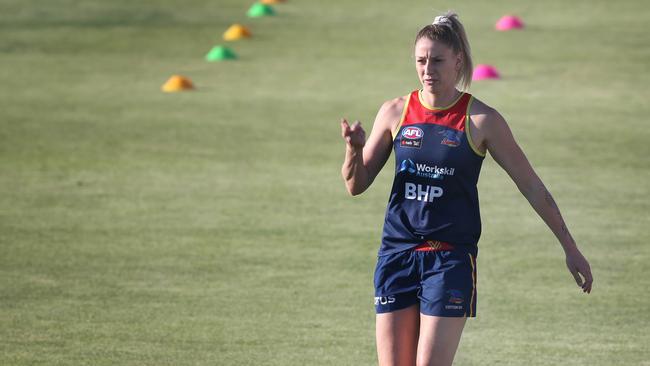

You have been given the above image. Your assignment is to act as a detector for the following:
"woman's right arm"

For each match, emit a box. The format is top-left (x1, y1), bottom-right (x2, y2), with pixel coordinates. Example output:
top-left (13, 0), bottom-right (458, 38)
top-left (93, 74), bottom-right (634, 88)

top-left (340, 97), bottom-right (405, 196)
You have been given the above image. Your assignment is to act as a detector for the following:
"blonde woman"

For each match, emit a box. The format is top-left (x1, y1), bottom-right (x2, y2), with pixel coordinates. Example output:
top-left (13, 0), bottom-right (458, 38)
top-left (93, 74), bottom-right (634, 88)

top-left (340, 12), bottom-right (593, 366)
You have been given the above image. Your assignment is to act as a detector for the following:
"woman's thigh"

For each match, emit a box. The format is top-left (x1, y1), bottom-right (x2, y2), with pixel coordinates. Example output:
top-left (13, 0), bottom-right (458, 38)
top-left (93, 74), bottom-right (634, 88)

top-left (416, 315), bottom-right (467, 366)
top-left (376, 304), bottom-right (420, 366)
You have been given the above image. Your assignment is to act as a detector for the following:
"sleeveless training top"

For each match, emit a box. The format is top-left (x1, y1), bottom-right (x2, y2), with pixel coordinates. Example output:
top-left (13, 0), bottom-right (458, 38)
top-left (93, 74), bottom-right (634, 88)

top-left (379, 90), bottom-right (486, 256)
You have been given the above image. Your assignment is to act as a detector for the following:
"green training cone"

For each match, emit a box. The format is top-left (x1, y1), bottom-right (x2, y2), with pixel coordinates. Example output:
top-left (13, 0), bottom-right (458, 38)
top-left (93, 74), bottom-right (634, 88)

top-left (205, 46), bottom-right (237, 61)
top-left (247, 3), bottom-right (275, 17)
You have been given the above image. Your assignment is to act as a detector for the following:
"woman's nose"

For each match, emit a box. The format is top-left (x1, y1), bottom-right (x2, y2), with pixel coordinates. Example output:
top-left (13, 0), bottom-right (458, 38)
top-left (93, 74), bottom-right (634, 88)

top-left (425, 62), bottom-right (435, 74)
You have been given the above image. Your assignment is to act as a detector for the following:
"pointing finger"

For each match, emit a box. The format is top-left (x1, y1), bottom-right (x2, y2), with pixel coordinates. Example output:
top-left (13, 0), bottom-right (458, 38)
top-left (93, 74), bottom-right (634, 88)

top-left (341, 119), bottom-right (350, 136)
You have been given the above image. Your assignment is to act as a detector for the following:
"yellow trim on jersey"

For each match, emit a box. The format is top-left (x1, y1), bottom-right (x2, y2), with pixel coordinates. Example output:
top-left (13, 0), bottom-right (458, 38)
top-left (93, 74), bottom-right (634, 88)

top-left (468, 253), bottom-right (476, 317)
top-left (465, 96), bottom-right (487, 157)
top-left (391, 95), bottom-right (410, 140)
top-left (418, 89), bottom-right (464, 111)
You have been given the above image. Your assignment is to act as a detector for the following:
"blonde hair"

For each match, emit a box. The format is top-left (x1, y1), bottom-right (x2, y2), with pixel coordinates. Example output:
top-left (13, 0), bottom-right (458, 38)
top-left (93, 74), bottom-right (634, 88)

top-left (415, 11), bottom-right (473, 91)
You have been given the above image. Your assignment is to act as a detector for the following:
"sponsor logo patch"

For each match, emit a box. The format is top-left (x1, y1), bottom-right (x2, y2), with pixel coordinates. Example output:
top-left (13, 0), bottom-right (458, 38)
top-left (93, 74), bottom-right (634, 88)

top-left (401, 126), bottom-right (423, 148)
top-left (374, 296), bottom-right (396, 306)
top-left (398, 159), bottom-right (454, 180)
top-left (404, 182), bottom-right (443, 202)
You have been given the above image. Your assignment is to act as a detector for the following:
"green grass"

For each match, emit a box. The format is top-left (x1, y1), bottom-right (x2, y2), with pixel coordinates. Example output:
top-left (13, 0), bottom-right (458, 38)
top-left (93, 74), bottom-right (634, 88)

top-left (1, 0), bottom-right (649, 365)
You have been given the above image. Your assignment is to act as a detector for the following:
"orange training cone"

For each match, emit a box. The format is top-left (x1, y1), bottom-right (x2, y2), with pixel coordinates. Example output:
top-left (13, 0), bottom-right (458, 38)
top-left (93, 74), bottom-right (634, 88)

top-left (223, 24), bottom-right (252, 41)
top-left (161, 75), bottom-right (194, 92)
top-left (261, 0), bottom-right (285, 4)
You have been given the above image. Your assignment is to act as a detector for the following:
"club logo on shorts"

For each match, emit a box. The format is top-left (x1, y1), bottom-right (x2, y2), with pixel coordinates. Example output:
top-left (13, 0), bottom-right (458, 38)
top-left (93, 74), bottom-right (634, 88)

top-left (444, 289), bottom-right (464, 310)
top-left (401, 126), bottom-right (423, 148)
top-left (447, 289), bottom-right (464, 304)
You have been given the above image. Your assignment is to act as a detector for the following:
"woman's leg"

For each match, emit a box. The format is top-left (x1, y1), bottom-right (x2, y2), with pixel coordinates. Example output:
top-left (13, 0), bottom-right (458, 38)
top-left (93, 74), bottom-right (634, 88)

top-left (376, 304), bottom-right (420, 366)
top-left (416, 315), bottom-right (467, 366)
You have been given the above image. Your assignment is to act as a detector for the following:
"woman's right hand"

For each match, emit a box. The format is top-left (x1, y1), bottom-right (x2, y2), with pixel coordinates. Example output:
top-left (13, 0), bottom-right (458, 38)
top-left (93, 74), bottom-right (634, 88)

top-left (341, 119), bottom-right (366, 149)
top-left (340, 97), bottom-right (403, 195)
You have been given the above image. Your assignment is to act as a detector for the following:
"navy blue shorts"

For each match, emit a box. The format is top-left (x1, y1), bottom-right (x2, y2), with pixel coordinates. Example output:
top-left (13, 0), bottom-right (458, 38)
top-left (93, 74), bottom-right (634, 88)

top-left (374, 243), bottom-right (478, 317)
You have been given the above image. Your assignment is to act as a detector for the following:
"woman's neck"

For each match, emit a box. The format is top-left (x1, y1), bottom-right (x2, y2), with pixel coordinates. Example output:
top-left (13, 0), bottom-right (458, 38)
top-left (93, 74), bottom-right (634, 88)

top-left (420, 88), bottom-right (461, 108)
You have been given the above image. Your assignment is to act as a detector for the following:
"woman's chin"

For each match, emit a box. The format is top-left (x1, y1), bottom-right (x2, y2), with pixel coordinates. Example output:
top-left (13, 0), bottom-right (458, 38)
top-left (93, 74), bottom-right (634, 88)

top-left (421, 82), bottom-right (455, 94)
top-left (421, 84), bottom-right (437, 93)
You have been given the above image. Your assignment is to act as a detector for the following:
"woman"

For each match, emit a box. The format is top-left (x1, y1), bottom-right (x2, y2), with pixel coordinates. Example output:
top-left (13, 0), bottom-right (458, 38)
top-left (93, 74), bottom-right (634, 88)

top-left (340, 12), bottom-right (593, 366)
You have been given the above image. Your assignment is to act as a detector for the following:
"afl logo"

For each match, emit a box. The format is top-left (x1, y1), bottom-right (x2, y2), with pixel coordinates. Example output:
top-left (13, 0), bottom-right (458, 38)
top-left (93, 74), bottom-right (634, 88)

top-left (402, 127), bottom-right (424, 139)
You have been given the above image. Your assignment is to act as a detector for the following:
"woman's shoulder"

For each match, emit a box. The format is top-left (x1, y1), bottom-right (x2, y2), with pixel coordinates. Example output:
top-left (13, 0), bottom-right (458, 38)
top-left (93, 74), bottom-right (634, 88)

top-left (380, 94), bottom-right (409, 115)
top-left (373, 94), bottom-right (409, 129)
top-left (468, 95), bottom-right (505, 126)
top-left (468, 95), bottom-right (495, 117)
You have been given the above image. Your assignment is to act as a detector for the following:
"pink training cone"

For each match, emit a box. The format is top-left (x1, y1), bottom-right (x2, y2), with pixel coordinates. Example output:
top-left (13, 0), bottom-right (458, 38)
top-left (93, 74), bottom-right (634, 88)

top-left (473, 64), bottom-right (500, 81)
top-left (495, 15), bottom-right (524, 31)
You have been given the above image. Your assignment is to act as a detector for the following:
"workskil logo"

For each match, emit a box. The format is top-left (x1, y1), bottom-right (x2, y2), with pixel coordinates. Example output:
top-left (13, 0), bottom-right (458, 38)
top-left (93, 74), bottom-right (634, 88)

top-left (400, 126), bottom-right (423, 148)
top-left (398, 159), bottom-right (417, 174)
top-left (398, 159), bottom-right (454, 180)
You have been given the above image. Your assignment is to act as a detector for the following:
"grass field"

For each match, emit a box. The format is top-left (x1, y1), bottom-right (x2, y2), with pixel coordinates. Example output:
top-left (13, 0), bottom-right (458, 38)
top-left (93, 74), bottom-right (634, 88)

top-left (1, 0), bottom-right (649, 365)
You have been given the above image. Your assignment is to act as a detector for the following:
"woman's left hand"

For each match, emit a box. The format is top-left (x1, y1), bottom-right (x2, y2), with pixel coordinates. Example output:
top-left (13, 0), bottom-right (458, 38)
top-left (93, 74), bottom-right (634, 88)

top-left (565, 248), bottom-right (593, 294)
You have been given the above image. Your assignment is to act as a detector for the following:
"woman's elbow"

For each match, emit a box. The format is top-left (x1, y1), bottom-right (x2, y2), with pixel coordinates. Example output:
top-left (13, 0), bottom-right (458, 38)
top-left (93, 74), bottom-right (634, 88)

top-left (346, 184), bottom-right (363, 196)
top-left (344, 181), bottom-right (366, 196)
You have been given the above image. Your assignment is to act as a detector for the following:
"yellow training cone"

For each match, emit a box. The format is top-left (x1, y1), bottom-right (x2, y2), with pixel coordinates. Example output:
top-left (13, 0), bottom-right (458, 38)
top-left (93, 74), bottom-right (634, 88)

top-left (223, 24), bottom-right (252, 41)
top-left (161, 75), bottom-right (194, 92)
top-left (261, 0), bottom-right (286, 4)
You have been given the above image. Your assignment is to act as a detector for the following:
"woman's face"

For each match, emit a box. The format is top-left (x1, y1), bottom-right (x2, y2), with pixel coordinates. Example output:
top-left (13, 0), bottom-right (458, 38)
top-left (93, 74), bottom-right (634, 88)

top-left (414, 38), bottom-right (461, 93)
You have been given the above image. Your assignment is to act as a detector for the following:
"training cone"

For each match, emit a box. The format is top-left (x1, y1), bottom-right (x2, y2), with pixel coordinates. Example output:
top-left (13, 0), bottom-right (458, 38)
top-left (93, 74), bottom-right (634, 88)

top-left (205, 46), bottom-right (237, 61)
top-left (495, 15), bottom-right (524, 31)
top-left (261, 0), bottom-right (285, 4)
top-left (247, 3), bottom-right (275, 17)
top-left (223, 24), bottom-right (252, 41)
top-left (161, 75), bottom-right (194, 92)
top-left (472, 65), bottom-right (500, 81)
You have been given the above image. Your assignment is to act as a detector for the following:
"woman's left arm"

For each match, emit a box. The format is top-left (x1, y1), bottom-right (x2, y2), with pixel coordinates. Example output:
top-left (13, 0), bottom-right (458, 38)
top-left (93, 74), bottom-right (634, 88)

top-left (477, 108), bottom-right (593, 294)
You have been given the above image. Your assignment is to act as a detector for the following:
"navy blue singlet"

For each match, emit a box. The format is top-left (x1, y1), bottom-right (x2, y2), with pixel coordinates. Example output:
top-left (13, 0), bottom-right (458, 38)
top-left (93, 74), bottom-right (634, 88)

top-left (379, 90), bottom-right (486, 256)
